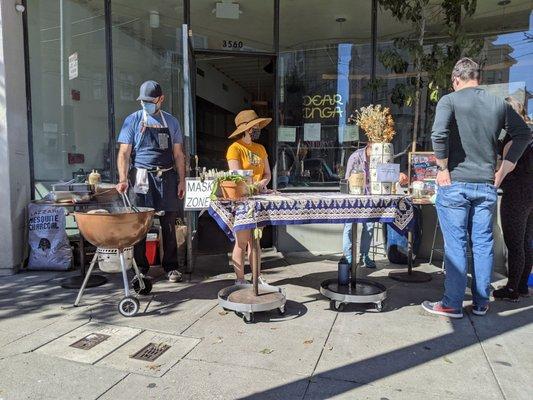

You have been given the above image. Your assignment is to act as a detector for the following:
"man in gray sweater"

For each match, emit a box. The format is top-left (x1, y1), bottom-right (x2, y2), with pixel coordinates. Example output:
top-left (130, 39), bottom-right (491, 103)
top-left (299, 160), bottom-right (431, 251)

top-left (422, 58), bottom-right (531, 318)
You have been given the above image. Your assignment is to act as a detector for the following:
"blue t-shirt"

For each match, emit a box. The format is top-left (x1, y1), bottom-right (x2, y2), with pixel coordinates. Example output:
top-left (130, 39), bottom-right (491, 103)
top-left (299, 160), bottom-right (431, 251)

top-left (117, 110), bottom-right (183, 169)
top-left (117, 110), bottom-right (183, 148)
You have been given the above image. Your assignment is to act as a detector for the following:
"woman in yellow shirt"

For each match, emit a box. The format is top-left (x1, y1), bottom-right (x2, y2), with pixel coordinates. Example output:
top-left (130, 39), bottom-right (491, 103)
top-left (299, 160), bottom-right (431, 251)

top-left (226, 110), bottom-right (272, 285)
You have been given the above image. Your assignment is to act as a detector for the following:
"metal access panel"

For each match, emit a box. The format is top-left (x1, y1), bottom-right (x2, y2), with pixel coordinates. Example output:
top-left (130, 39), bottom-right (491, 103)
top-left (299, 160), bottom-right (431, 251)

top-left (69, 333), bottom-right (110, 350)
top-left (130, 342), bottom-right (171, 362)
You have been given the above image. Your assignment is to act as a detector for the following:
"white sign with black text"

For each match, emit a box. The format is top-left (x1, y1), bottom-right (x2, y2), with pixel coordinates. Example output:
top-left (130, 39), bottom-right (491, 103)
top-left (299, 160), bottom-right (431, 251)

top-left (184, 178), bottom-right (214, 211)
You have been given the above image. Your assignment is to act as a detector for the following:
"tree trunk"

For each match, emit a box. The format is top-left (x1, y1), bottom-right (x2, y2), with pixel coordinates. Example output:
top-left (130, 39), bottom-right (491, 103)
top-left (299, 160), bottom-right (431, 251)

top-left (412, 6), bottom-right (426, 153)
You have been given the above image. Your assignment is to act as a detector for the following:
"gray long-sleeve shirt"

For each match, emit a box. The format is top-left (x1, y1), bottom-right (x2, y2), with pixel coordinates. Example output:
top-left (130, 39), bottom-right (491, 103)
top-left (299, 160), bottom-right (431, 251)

top-left (431, 87), bottom-right (531, 183)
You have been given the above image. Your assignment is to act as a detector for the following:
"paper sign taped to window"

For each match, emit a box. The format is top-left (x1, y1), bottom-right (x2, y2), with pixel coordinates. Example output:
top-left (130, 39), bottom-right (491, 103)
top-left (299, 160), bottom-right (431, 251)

top-left (340, 124), bottom-right (359, 143)
top-left (278, 126), bottom-right (296, 142)
top-left (303, 123), bottom-right (321, 141)
top-left (376, 163), bottom-right (400, 182)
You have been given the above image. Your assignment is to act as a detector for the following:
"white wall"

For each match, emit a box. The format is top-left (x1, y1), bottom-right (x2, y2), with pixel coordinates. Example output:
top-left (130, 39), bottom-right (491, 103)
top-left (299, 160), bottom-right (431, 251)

top-left (195, 60), bottom-right (251, 114)
top-left (0, 0), bottom-right (32, 274)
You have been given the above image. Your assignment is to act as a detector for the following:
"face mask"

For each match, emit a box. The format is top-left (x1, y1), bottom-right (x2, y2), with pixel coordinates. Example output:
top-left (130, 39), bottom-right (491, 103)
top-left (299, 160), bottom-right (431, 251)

top-left (251, 128), bottom-right (261, 141)
top-left (141, 101), bottom-right (157, 115)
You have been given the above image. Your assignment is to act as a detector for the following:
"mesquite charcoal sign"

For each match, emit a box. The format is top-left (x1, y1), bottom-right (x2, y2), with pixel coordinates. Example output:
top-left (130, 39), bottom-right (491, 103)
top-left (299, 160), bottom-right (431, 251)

top-left (27, 203), bottom-right (72, 270)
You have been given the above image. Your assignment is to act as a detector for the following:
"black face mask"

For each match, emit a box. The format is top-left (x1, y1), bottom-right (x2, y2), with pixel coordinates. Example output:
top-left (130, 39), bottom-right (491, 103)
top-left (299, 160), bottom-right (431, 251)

top-left (251, 128), bottom-right (261, 141)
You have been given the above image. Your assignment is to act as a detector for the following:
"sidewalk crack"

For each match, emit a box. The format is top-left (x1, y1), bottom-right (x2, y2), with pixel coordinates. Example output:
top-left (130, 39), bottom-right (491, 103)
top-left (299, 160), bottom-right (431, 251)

top-left (467, 313), bottom-right (507, 400)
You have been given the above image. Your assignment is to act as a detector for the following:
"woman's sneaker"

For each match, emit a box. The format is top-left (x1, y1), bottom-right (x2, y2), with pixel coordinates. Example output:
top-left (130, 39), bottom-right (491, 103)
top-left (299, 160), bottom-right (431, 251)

top-left (167, 270), bottom-right (183, 283)
top-left (493, 287), bottom-right (519, 302)
top-left (234, 278), bottom-right (249, 285)
top-left (360, 254), bottom-right (377, 269)
top-left (472, 304), bottom-right (489, 316)
top-left (421, 301), bottom-right (463, 318)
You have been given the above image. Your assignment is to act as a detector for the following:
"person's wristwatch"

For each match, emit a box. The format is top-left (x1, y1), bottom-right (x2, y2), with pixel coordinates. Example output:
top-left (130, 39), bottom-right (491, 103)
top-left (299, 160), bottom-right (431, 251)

top-left (437, 165), bottom-right (448, 172)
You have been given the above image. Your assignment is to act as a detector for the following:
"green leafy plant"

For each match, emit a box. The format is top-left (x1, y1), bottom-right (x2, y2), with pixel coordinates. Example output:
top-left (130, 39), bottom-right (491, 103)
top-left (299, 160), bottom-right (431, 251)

top-left (209, 175), bottom-right (261, 200)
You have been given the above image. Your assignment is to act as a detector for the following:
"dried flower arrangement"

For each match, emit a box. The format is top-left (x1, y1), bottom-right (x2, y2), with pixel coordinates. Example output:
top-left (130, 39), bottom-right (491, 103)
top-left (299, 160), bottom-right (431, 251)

top-left (349, 104), bottom-right (396, 143)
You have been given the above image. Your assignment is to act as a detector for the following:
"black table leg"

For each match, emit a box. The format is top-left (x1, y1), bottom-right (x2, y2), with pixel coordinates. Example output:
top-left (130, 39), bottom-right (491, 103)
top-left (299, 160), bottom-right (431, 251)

top-left (388, 230), bottom-right (432, 283)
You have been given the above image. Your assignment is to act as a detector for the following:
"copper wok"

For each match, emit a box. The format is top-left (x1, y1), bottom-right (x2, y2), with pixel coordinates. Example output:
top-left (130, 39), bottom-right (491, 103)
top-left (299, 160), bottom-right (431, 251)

top-left (74, 207), bottom-right (155, 250)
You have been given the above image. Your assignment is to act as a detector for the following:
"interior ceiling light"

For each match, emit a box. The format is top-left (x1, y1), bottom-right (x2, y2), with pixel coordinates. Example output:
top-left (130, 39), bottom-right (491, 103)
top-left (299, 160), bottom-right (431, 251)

top-left (212, 1), bottom-right (242, 19)
top-left (497, 0), bottom-right (511, 5)
top-left (336, 17), bottom-right (347, 23)
top-left (149, 11), bottom-right (160, 28)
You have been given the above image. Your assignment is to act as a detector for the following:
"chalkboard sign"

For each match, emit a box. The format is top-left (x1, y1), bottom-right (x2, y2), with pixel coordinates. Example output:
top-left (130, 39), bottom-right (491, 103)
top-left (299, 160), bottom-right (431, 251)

top-left (409, 152), bottom-right (438, 198)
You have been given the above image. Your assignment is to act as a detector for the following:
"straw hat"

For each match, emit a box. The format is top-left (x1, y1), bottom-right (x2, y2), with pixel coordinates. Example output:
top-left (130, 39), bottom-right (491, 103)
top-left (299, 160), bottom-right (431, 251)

top-left (228, 110), bottom-right (272, 139)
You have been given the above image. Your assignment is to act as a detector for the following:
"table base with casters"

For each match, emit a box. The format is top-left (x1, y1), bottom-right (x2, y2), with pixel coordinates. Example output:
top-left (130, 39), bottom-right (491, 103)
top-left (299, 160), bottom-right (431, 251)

top-left (320, 223), bottom-right (388, 312)
top-left (217, 235), bottom-right (286, 323)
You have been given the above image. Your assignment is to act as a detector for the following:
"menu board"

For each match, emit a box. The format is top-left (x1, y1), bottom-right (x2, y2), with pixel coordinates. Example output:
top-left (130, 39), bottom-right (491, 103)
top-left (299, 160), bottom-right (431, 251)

top-left (409, 152), bottom-right (438, 198)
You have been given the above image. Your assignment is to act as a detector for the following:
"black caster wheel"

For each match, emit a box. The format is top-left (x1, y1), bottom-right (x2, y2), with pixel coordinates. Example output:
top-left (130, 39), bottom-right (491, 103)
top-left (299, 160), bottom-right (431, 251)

top-left (118, 296), bottom-right (140, 317)
top-left (278, 306), bottom-right (286, 316)
top-left (330, 300), bottom-right (345, 312)
top-left (243, 313), bottom-right (255, 324)
top-left (133, 276), bottom-right (152, 295)
top-left (376, 302), bottom-right (384, 312)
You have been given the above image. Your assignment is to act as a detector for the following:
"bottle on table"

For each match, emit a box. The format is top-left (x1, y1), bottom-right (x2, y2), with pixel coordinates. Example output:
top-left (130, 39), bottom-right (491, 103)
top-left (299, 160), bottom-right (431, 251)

top-left (348, 165), bottom-right (365, 195)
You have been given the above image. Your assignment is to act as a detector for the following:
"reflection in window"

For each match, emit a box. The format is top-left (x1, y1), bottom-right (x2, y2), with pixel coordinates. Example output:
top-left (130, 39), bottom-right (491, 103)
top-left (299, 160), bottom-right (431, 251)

top-left (278, 0), bottom-right (373, 189)
top-left (28, 0), bottom-right (108, 196)
top-left (111, 1), bottom-right (184, 145)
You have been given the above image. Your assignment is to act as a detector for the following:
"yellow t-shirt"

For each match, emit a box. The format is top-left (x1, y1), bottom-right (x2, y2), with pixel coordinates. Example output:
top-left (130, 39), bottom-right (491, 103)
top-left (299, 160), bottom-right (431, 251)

top-left (226, 140), bottom-right (268, 183)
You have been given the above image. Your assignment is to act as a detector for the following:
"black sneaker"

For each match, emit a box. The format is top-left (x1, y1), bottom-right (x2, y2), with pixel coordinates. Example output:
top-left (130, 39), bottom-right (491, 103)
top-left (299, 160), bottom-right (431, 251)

top-left (167, 270), bottom-right (183, 283)
top-left (518, 286), bottom-right (531, 298)
top-left (472, 304), bottom-right (489, 316)
top-left (492, 287), bottom-right (519, 302)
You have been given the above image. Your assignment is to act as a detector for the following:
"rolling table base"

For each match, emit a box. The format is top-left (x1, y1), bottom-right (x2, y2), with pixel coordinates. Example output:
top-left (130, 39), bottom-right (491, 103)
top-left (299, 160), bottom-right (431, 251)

top-left (320, 278), bottom-right (387, 312)
top-left (218, 283), bottom-right (286, 323)
top-left (60, 274), bottom-right (108, 289)
top-left (388, 270), bottom-right (432, 283)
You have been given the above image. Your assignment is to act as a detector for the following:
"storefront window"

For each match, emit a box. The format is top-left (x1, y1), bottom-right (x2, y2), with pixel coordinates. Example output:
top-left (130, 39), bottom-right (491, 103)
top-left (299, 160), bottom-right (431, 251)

top-left (190, 0), bottom-right (274, 53)
top-left (278, 0), bottom-right (373, 189)
top-left (111, 1), bottom-right (184, 150)
top-left (28, 0), bottom-right (108, 196)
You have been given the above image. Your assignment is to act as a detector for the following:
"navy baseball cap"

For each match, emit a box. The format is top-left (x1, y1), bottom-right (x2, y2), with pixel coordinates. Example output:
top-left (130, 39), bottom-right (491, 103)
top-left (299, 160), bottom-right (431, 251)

top-left (137, 80), bottom-right (163, 101)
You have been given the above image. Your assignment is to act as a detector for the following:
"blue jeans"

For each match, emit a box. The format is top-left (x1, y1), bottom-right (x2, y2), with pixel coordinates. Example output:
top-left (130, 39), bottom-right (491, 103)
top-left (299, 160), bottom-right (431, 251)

top-left (436, 182), bottom-right (498, 310)
top-left (343, 223), bottom-right (374, 264)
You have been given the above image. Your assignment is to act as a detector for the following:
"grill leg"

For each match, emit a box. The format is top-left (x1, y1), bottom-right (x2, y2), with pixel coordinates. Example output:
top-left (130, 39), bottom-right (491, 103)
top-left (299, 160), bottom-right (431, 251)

top-left (119, 250), bottom-right (131, 297)
top-left (74, 253), bottom-right (98, 306)
top-left (131, 258), bottom-right (146, 290)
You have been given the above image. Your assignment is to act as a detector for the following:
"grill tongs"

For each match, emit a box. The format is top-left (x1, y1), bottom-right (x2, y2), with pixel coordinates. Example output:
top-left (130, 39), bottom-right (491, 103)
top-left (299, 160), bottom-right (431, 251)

top-left (120, 192), bottom-right (141, 213)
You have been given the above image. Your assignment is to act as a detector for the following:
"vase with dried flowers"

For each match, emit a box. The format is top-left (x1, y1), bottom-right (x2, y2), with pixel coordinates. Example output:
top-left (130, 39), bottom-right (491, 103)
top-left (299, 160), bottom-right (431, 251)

top-left (350, 105), bottom-right (397, 195)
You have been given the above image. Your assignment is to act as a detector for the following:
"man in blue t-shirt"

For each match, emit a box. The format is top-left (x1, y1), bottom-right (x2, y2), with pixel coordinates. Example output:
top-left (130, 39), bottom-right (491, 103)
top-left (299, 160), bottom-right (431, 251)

top-left (116, 80), bottom-right (186, 283)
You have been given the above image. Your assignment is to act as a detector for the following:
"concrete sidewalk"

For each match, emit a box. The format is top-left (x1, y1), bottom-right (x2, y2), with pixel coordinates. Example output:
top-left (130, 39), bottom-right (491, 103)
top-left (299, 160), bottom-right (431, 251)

top-left (0, 254), bottom-right (531, 400)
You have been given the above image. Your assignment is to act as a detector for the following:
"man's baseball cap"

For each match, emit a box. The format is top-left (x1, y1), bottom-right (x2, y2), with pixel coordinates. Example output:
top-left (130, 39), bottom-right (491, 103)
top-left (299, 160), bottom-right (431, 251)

top-left (137, 80), bottom-right (163, 101)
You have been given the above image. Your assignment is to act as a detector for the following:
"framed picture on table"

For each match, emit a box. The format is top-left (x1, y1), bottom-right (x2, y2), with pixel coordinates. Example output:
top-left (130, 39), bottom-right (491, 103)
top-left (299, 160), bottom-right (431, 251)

top-left (408, 151), bottom-right (438, 200)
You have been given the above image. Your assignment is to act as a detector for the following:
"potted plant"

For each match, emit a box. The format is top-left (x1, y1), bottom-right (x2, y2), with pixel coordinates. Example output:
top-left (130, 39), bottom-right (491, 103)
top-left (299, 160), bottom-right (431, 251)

top-left (210, 175), bottom-right (261, 201)
top-left (350, 104), bottom-right (396, 194)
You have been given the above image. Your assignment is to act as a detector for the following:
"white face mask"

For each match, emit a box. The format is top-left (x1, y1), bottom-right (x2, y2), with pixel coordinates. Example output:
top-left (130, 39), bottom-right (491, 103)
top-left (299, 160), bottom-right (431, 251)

top-left (141, 101), bottom-right (158, 115)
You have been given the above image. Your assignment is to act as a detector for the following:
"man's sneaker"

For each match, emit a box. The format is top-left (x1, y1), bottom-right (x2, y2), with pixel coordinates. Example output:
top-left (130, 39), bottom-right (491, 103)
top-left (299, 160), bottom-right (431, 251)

top-left (493, 287), bottom-right (519, 302)
top-left (518, 287), bottom-right (530, 298)
top-left (167, 270), bottom-right (183, 283)
top-left (472, 304), bottom-right (489, 316)
top-left (258, 275), bottom-right (268, 285)
top-left (421, 301), bottom-right (463, 318)
top-left (360, 254), bottom-right (377, 269)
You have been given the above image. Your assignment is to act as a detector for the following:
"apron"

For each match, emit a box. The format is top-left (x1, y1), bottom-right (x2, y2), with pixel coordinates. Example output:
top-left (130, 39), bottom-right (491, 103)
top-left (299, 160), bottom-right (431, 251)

top-left (130, 111), bottom-right (179, 212)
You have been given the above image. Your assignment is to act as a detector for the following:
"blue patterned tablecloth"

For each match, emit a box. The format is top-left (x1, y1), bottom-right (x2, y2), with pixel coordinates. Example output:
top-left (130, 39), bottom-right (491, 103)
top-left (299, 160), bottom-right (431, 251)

top-left (209, 192), bottom-right (414, 241)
